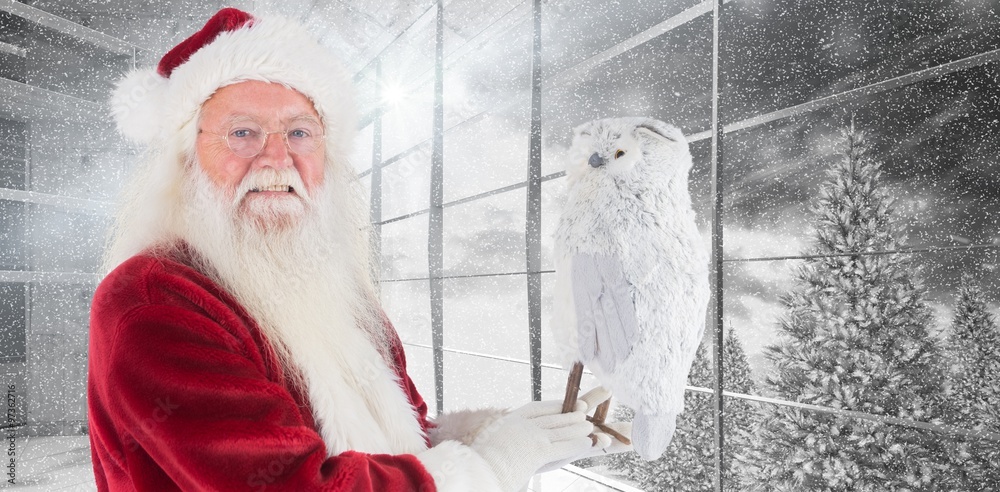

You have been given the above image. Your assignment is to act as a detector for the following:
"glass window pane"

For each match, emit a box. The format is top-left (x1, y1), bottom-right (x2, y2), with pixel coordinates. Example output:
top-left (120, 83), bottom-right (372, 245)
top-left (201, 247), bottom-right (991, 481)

top-left (380, 216), bottom-right (429, 279)
top-left (28, 283), bottom-right (92, 429)
top-left (0, 362), bottom-right (26, 429)
top-left (442, 102), bottom-right (529, 203)
top-left (380, 279), bottom-right (431, 347)
top-left (443, 275), bottom-right (527, 359)
top-left (443, 352), bottom-right (529, 410)
top-left (0, 117), bottom-right (28, 191)
top-left (542, 7), bottom-right (714, 177)
top-left (722, 0), bottom-right (1000, 123)
top-left (0, 283), bottom-right (26, 361)
top-left (0, 200), bottom-right (27, 271)
top-left (399, 343), bottom-right (437, 417)
top-left (442, 188), bottom-right (525, 276)
top-left (443, 13), bottom-right (531, 118)
top-left (724, 63), bottom-right (1000, 259)
top-left (27, 205), bottom-right (107, 273)
top-left (542, 0), bottom-right (704, 75)
top-left (28, 118), bottom-right (129, 202)
top-left (6, 13), bottom-right (130, 102)
top-left (357, 173), bottom-right (371, 206)
top-left (352, 65), bottom-right (379, 128)
top-left (17, 2), bottom-right (232, 56)
top-left (441, 3), bottom-right (533, 204)
top-left (351, 123), bottom-right (375, 175)
top-left (380, 145), bottom-right (431, 220)
top-left (725, 247), bottom-right (1000, 416)
top-left (381, 82), bottom-right (434, 160)
top-left (380, 29), bottom-right (434, 159)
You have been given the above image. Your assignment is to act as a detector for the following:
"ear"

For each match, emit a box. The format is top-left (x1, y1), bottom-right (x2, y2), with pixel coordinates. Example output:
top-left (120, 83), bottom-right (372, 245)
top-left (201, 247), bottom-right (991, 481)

top-left (634, 120), bottom-right (683, 143)
top-left (572, 121), bottom-right (595, 138)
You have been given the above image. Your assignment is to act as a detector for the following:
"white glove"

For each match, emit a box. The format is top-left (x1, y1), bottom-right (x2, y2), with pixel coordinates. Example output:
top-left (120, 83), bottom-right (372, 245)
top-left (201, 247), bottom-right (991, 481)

top-left (469, 390), bottom-right (606, 492)
top-left (535, 386), bottom-right (633, 474)
top-left (536, 420), bottom-right (633, 473)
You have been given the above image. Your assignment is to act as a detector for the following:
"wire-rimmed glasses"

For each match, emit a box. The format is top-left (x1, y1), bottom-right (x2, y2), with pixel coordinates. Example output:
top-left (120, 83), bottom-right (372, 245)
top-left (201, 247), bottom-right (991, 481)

top-left (199, 118), bottom-right (325, 158)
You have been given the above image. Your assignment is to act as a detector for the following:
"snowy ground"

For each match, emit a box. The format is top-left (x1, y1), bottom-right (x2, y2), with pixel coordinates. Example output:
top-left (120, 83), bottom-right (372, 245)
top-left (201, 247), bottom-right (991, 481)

top-left (528, 464), bottom-right (644, 492)
top-left (1, 436), bottom-right (95, 491)
top-left (0, 435), bottom-right (642, 491)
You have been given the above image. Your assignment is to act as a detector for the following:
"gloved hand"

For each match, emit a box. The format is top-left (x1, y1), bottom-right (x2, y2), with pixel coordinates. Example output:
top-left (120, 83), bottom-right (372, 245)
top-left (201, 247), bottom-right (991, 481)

top-left (535, 385), bottom-right (633, 474)
top-left (468, 387), bottom-right (610, 492)
top-left (536, 420), bottom-right (633, 474)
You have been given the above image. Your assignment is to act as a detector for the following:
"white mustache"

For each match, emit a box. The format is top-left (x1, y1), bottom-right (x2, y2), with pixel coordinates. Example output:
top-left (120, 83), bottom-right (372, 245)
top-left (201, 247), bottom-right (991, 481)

top-left (233, 168), bottom-right (309, 205)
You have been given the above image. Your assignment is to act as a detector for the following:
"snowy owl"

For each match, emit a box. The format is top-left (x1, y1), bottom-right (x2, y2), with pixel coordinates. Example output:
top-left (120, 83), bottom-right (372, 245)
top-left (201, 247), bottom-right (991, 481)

top-left (550, 117), bottom-right (710, 461)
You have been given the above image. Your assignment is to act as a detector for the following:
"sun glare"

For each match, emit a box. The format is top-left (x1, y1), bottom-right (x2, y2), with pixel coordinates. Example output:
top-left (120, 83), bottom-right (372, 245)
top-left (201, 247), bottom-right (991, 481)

top-left (381, 82), bottom-right (407, 106)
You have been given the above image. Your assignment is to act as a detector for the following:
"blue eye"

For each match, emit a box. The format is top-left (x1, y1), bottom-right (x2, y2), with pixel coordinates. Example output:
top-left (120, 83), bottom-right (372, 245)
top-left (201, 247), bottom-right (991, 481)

top-left (230, 128), bottom-right (256, 139)
top-left (288, 128), bottom-right (310, 139)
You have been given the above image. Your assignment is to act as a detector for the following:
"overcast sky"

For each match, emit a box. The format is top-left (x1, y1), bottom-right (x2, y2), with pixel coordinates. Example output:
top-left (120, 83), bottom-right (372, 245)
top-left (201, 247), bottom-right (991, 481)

top-left (368, 0), bottom-right (1000, 396)
top-left (13, 0), bottom-right (994, 404)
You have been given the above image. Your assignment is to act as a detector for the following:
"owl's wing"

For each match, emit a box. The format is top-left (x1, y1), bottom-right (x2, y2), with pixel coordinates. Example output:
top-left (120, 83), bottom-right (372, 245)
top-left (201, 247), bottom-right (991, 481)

top-left (571, 253), bottom-right (639, 372)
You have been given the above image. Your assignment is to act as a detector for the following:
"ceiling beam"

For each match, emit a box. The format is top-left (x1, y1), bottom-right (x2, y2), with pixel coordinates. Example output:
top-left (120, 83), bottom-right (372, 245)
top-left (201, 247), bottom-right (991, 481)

top-left (0, 0), bottom-right (147, 56)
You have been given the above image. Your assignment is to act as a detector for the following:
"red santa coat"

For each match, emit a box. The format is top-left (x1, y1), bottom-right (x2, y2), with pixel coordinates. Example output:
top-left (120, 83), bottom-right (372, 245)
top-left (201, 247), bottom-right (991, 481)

top-left (87, 247), bottom-right (498, 491)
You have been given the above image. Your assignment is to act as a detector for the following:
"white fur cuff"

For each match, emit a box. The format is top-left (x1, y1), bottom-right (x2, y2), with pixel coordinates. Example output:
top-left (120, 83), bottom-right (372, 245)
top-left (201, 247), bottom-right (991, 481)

top-left (428, 407), bottom-right (509, 447)
top-left (414, 440), bottom-right (503, 492)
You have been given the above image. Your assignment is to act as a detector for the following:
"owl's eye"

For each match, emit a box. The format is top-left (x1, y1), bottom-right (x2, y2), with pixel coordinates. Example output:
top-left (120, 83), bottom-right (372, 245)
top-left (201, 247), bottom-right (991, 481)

top-left (615, 149), bottom-right (626, 159)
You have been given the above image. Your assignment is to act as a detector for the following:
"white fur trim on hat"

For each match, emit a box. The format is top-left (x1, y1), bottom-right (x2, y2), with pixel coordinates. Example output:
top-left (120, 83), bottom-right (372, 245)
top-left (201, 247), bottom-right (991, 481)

top-left (109, 14), bottom-right (357, 161)
top-left (110, 68), bottom-right (169, 145)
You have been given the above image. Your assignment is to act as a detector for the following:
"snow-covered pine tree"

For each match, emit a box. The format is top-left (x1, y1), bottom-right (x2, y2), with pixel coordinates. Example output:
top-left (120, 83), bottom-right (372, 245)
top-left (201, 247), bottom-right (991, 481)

top-left (740, 127), bottom-right (947, 491)
top-left (721, 328), bottom-right (757, 490)
top-left (941, 274), bottom-right (1000, 488)
top-left (606, 329), bottom-right (758, 491)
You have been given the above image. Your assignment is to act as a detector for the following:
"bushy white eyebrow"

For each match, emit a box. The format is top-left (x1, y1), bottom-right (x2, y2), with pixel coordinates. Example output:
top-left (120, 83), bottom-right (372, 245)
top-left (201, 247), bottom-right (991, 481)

top-left (221, 113), bottom-right (321, 127)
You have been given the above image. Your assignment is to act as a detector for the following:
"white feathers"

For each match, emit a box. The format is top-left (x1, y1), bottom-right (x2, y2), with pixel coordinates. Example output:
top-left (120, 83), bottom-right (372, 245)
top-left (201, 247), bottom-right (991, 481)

top-left (550, 117), bottom-right (710, 461)
top-left (633, 412), bottom-right (678, 461)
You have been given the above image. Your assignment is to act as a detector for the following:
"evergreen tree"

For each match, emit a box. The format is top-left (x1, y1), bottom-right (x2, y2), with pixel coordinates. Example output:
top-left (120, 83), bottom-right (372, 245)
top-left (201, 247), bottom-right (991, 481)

top-left (941, 274), bottom-right (1000, 488)
top-left (720, 329), bottom-right (757, 490)
top-left (605, 329), bottom-right (758, 491)
top-left (740, 128), bottom-right (947, 491)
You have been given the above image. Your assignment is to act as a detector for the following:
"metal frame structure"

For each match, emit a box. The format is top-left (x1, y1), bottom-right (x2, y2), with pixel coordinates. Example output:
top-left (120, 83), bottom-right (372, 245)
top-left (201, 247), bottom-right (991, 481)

top-left (1, 0), bottom-right (999, 485)
top-left (709, 2), bottom-right (725, 489)
top-left (363, 1), bottom-right (1000, 489)
top-left (525, 0), bottom-right (543, 402)
top-left (0, 0), bottom-right (145, 55)
top-left (428, 0), bottom-right (446, 415)
top-left (369, 59), bottom-right (384, 297)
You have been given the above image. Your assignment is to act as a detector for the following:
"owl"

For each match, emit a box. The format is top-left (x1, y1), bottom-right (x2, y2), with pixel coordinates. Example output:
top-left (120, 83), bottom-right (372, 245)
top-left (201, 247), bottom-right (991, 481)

top-left (550, 117), bottom-right (710, 461)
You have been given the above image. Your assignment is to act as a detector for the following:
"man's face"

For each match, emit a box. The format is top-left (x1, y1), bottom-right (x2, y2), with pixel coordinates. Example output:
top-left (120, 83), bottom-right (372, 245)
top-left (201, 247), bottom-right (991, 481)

top-left (195, 80), bottom-right (326, 225)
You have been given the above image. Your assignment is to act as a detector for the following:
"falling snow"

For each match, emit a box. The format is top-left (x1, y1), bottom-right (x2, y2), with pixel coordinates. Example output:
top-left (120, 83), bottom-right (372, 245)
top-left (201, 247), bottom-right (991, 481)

top-left (1, 0), bottom-right (999, 490)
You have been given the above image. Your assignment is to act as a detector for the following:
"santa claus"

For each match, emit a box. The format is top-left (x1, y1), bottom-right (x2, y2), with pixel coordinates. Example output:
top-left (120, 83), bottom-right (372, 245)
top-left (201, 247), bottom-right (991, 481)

top-left (86, 7), bottom-right (631, 492)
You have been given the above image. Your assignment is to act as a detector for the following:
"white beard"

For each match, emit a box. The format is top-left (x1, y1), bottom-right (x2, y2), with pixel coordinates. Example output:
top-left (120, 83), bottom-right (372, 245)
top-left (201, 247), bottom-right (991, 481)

top-left (163, 162), bottom-right (428, 457)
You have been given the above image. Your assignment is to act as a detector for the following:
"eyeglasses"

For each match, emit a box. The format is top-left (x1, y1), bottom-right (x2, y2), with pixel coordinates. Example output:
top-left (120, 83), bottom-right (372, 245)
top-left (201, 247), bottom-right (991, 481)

top-left (199, 119), bottom-right (325, 158)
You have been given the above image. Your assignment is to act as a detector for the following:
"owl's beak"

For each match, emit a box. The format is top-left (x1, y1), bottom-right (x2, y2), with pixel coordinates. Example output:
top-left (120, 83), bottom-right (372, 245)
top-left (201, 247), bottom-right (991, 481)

top-left (588, 152), bottom-right (606, 168)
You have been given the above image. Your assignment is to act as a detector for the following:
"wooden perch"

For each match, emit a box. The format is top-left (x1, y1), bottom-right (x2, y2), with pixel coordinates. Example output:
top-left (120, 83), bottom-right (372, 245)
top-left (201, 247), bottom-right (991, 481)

top-left (561, 361), bottom-right (631, 446)
top-left (561, 362), bottom-right (585, 413)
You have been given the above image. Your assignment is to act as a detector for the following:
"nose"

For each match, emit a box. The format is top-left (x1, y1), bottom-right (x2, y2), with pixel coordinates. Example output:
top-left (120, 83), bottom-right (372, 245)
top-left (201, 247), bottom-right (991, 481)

top-left (589, 152), bottom-right (606, 168)
top-left (255, 131), bottom-right (293, 168)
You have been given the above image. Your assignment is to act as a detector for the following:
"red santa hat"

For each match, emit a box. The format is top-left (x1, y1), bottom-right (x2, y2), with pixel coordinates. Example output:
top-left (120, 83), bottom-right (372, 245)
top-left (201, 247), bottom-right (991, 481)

top-left (110, 7), bottom-right (356, 159)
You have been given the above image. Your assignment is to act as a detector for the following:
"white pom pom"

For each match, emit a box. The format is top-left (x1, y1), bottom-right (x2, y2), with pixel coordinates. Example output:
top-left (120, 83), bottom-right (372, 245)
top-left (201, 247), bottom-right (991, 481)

top-left (110, 69), bottom-right (168, 145)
